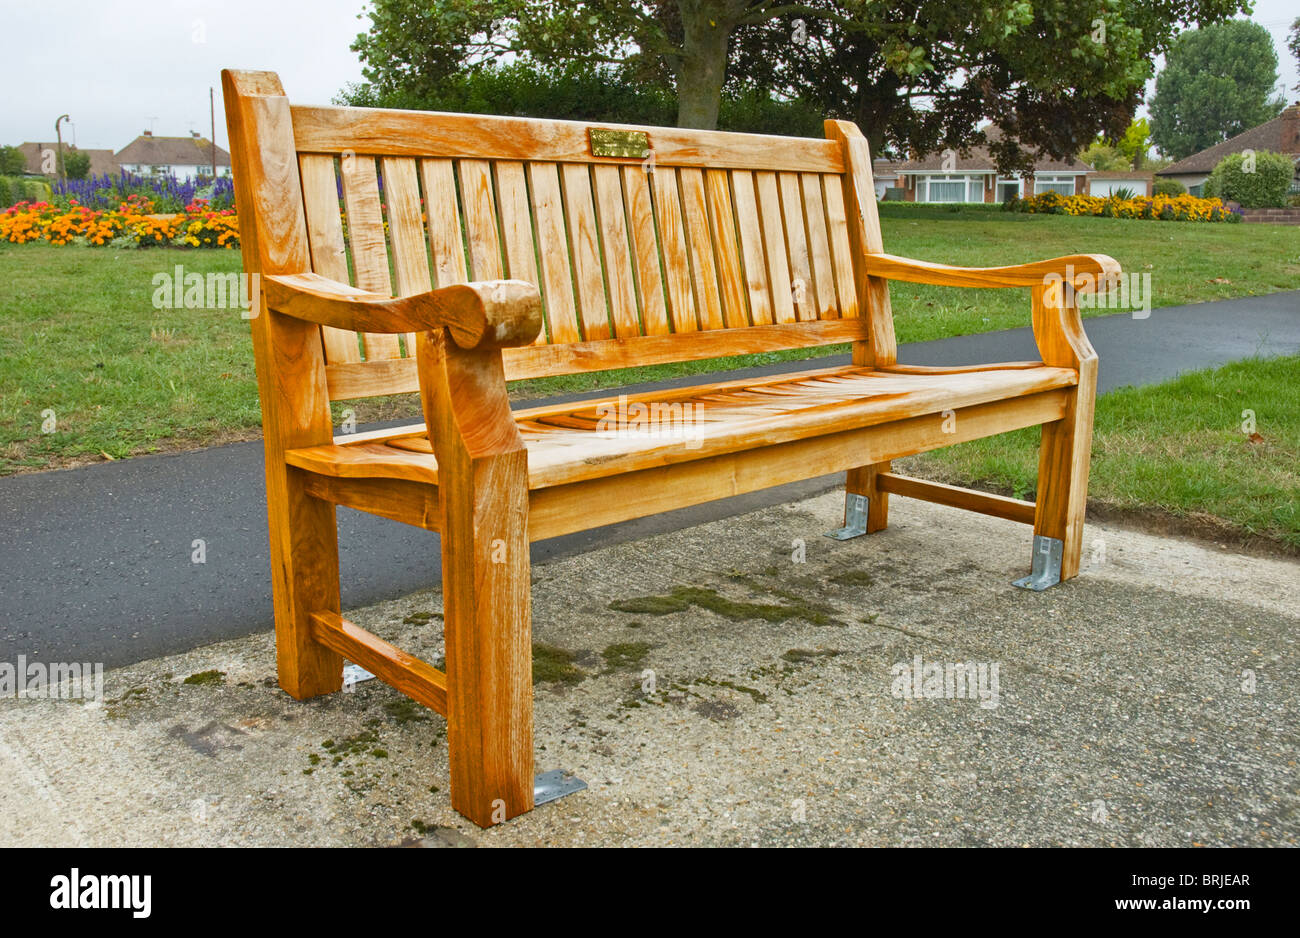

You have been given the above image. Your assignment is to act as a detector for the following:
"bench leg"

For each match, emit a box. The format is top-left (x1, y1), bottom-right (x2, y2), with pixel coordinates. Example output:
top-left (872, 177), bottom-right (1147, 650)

top-left (828, 463), bottom-right (890, 538)
top-left (1022, 388), bottom-right (1095, 587)
top-left (270, 470), bottom-right (344, 699)
top-left (439, 450), bottom-right (535, 827)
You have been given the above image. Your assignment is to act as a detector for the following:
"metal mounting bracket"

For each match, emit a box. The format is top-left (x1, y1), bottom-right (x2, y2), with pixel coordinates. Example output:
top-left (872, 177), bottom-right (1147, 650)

top-left (824, 493), bottom-right (870, 540)
top-left (534, 770), bottom-right (587, 806)
top-left (1013, 535), bottom-right (1064, 591)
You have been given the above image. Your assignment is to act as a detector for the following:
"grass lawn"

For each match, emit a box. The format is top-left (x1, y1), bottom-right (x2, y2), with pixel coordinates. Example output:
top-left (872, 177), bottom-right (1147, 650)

top-left (906, 355), bottom-right (1300, 551)
top-left (2, 205), bottom-right (1297, 497)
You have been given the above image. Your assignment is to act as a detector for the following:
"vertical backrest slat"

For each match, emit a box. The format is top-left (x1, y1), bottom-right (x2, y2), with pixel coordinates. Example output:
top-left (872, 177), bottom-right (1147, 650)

top-left (339, 154), bottom-right (401, 359)
top-left (821, 172), bottom-right (860, 319)
top-left (731, 170), bottom-right (773, 325)
top-left (526, 162), bottom-right (581, 344)
top-left (380, 157), bottom-right (432, 355)
top-left (298, 153), bottom-right (360, 362)
top-left (493, 161), bottom-right (546, 345)
top-left (592, 164), bottom-right (642, 338)
top-left (654, 169), bottom-right (699, 332)
top-left (622, 166), bottom-right (671, 336)
top-left (755, 171), bottom-right (796, 324)
top-left (776, 172), bottom-right (816, 322)
top-left (419, 159), bottom-right (469, 288)
top-left (800, 172), bottom-right (840, 320)
top-left (677, 168), bottom-right (724, 330)
top-left (560, 164), bottom-right (611, 341)
top-left (458, 159), bottom-right (503, 281)
top-left (704, 169), bottom-right (749, 329)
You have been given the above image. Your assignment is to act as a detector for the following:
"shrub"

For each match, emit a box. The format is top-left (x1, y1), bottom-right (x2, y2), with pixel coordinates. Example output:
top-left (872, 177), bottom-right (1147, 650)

top-left (1153, 178), bottom-right (1186, 197)
top-left (1006, 191), bottom-right (1235, 222)
top-left (62, 150), bottom-right (91, 180)
top-left (1202, 150), bottom-right (1294, 208)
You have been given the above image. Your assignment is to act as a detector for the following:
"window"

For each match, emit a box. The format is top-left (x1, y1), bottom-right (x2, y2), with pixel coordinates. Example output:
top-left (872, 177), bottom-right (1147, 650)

top-left (996, 178), bottom-right (1021, 202)
top-left (926, 177), bottom-right (966, 202)
top-left (1034, 175), bottom-right (1076, 196)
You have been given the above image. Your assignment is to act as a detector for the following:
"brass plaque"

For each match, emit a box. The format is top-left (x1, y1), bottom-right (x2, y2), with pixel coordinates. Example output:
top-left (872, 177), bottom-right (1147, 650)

top-left (589, 128), bottom-right (650, 159)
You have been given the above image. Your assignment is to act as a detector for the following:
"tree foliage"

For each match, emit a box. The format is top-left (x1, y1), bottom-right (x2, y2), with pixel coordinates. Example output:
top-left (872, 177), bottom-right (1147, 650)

top-left (0, 145), bottom-right (25, 176)
top-left (62, 150), bottom-right (90, 181)
top-left (1289, 18), bottom-right (1300, 92)
top-left (1150, 19), bottom-right (1287, 160)
top-left (349, 0), bottom-right (1249, 171)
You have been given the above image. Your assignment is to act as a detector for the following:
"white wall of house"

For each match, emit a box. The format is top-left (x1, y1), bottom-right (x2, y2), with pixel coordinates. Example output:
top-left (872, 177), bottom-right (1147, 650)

top-left (119, 162), bottom-right (231, 180)
top-left (1090, 178), bottom-right (1138, 197)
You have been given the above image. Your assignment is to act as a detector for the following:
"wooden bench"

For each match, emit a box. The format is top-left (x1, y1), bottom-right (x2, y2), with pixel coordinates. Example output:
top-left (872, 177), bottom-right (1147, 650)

top-left (223, 69), bottom-right (1113, 827)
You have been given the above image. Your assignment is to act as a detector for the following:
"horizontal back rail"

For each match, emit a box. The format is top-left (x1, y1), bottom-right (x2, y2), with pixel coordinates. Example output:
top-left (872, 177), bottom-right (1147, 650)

top-left (291, 105), bottom-right (844, 173)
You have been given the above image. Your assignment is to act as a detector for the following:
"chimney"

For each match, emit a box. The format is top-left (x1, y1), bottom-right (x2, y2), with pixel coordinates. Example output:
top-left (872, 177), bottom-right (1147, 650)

top-left (1283, 103), bottom-right (1300, 153)
top-left (143, 130), bottom-right (152, 137)
top-left (192, 131), bottom-right (201, 138)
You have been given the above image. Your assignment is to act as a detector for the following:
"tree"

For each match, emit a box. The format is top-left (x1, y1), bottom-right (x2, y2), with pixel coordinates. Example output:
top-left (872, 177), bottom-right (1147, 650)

top-left (0, 145), bottom-right (25, 176)
top-left (1079, 142), bottom-right (1131, 171)
top-left (349, 0), bottom-right (1248, 170)
top-left (62, 150), bottom-right (90, 180)
top-left (1150, 20), bottom-right (1286, 160)
top-left (1116, 118), bottom-right (1151, 168)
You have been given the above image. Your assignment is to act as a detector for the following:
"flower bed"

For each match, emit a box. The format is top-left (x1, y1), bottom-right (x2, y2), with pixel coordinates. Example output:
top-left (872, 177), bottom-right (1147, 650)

top-left (0, 198), bottom-right (239, 248)
top-left (1004, 190), bottom-right (1241, 222)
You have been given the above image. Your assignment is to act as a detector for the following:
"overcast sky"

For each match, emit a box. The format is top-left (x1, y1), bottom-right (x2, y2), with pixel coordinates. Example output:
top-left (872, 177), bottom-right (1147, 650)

top-left (1, 0), bottom-right (1297, 154)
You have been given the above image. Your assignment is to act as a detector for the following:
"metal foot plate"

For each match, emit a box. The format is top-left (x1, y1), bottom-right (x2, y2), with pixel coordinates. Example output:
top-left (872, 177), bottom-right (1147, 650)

top-left (534, 770), bottom-right (587, 806)
top-left (1013, 535), bottom-right (1064, 591)
top-left (825, 493), bottom-right (870, 540)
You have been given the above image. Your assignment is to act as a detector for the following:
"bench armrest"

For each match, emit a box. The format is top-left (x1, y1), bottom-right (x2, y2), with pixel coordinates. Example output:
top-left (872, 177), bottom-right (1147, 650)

top-left (263, 272), bottom-right (543, 351)
top-left (863, 253), bottom-right (1120, 293)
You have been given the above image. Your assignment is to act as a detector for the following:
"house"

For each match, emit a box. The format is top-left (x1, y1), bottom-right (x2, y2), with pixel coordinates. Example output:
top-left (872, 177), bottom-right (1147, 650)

top-left (18, 142), bottom-right (119, 178)
top-left (872, 159), bottom-right (904, 199)
top-left (893, 126), bottom-right (1093, 203)
top-left (1157, 103), bottom-right (1300, 196)
top-left (1087, 170), bottom-right (1153, 198)
top-left (114, 131), bottom-right (232, 180)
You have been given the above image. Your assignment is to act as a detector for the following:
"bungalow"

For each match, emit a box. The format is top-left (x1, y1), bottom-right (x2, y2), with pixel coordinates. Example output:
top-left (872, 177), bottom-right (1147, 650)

top-left (894, 126), bottom-right (1093, 203)
top-left (872, 158), bottom-right (904, 199)
top-left (1157, 103), bottom-right (1300, 196)
top-left (115, 131), bottom-right (232, 180)
top-left (18, 142), bottom-right (119, 178)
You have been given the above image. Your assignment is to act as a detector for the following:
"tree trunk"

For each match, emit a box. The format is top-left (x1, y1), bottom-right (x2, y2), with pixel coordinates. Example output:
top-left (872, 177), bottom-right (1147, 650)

top-left (675, 0), bottom-right (742, 129)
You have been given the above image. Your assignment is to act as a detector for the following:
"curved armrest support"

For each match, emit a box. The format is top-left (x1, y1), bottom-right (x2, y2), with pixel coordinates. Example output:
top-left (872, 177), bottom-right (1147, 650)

top-left (264, 272), bottom-right (543, 351)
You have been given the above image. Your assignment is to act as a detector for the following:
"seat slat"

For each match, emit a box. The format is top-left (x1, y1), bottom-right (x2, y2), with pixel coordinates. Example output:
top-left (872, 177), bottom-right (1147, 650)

top-left (380, 157), bottom-right (431, 354)
top-left (592, 165), bottom-right (642, 338)
top-left (622, 166), bottom-right (671, 336)
top-left (756, 171), bottom-right (796, 324)
top-left (298, 154), bottom-right (360, 363)
top-left (526, 162), bottom-right (581, 344)
top-left (776, 172), bottom-right (816, 322)
top-left (731, 170), bottom-right (773, 326)
top-left (561, 164), bottom-right (611, 340)
top-left (705, 169), bottom-right (750, 329)
top-left (801, 172), bottom-right (840, 320)
top-left (654, 169), bottom-right (699, 332)
top-left (339, 154), bottom-right (401, 359)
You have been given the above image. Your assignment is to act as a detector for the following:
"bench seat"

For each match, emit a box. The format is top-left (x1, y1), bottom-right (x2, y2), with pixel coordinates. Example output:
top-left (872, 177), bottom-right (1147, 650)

top-left (285, 361), bottom-right (1077, 490)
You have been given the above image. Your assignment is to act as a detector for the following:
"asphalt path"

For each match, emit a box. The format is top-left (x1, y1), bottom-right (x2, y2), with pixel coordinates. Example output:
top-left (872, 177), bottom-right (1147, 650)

top-left (2, 292), bottom-right (1296, 668)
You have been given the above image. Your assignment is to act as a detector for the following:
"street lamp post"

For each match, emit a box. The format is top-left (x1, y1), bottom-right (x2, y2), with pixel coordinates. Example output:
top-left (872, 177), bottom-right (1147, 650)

top-left (54, 114), bottom-right (70, 184)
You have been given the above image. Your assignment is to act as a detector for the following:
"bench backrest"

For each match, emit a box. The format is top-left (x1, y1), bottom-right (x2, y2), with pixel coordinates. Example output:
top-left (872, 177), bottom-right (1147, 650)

top-left (224, 70), bottom-right (896, 406)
